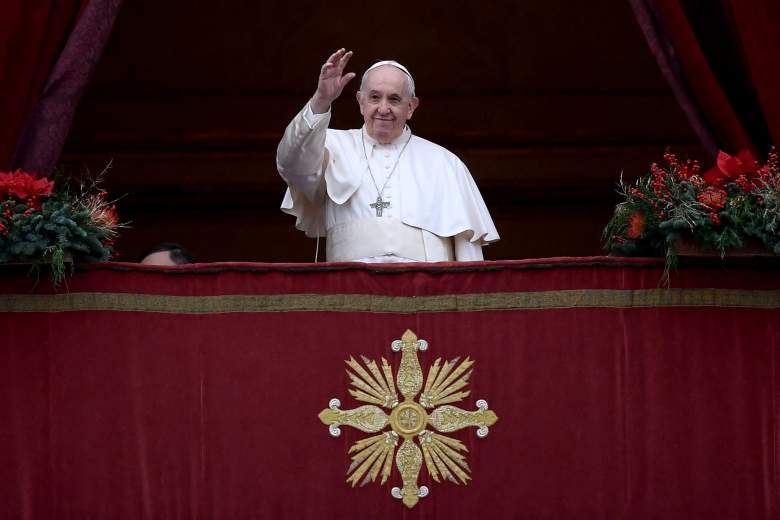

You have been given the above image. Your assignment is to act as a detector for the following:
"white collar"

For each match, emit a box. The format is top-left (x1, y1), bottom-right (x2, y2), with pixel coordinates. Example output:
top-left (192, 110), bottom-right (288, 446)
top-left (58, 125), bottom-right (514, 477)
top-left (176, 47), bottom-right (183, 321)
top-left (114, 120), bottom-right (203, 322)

top-left (361, 125), bottom-right (412, 151)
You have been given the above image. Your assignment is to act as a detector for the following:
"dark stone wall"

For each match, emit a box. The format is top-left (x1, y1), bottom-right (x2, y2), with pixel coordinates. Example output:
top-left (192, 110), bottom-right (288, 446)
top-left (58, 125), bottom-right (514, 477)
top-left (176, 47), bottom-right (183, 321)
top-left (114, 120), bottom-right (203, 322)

top-left (62, 0), bottom-right (704, 262)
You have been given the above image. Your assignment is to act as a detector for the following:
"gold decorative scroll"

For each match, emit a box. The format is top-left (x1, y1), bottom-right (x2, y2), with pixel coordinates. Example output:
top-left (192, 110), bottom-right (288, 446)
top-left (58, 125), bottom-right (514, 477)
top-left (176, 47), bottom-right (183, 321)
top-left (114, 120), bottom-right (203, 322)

top-left (318, 329), bottom-right (499, 509)
top-left (395, 330), bottom-right (424, 399)
top-left (428, 405), bottom-right (498, 433)
top-left (395, 439), bottom-right (423, 508)
top-left (318, 404), bottom-right (389, 433)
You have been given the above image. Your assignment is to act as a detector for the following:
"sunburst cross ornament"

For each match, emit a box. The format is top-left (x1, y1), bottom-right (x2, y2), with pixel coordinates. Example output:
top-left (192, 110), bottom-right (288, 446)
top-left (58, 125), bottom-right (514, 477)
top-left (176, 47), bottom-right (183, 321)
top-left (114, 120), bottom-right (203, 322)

top-left (318, 330), bottom-right (498, 508)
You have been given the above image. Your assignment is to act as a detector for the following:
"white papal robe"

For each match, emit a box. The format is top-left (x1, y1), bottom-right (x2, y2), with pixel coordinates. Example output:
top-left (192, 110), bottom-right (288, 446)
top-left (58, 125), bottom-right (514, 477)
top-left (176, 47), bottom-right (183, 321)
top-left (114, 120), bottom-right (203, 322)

top-left (276, 103), bottom-right (500, 262)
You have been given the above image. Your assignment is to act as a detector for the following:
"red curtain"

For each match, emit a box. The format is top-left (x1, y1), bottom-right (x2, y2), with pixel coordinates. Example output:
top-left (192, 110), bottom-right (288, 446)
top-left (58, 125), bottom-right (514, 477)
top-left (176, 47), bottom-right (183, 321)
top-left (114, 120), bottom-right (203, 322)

top-left (727, 2), bottom-right (780, 148)
top-left (631, 0), bottom-right (780, 158)
top-left (10, 0), bottom-right (124, 176)
top-left (0, 1), bottom-right (85, 170)
top-left (1, 258), bottom-right (778, 519)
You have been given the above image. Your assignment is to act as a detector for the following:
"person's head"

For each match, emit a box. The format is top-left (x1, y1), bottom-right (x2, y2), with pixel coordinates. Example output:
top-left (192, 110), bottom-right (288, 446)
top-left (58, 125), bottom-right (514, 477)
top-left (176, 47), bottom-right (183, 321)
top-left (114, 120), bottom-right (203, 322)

top-left (139, 243), bottom-right (195, 266)
top-left (356, 61), bottom-right (419, 144)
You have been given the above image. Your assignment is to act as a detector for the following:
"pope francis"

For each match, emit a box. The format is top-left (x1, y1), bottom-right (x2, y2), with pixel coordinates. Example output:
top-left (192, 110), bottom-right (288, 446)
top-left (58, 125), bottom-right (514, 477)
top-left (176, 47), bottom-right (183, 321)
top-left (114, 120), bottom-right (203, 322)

top-left (276, 48), bottom-right (499, 262)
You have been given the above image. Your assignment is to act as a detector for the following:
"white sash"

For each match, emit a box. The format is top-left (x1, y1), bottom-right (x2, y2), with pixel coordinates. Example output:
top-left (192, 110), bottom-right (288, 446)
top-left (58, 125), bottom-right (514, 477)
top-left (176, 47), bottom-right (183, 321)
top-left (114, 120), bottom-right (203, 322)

top-left (326, 218), bottom-right (454, 262)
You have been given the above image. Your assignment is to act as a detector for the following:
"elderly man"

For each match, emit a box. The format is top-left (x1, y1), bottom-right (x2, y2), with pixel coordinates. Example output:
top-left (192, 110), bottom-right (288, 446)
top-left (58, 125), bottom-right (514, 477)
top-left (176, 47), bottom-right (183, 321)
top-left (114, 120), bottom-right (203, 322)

top-left (276, 48), bottom-right (499, 262)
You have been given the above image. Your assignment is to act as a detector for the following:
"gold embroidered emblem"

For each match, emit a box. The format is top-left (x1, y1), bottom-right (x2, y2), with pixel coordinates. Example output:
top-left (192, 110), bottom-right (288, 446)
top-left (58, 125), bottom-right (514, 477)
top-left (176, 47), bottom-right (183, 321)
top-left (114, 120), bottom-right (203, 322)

top-left (318, 329), bottom-right (498, 508)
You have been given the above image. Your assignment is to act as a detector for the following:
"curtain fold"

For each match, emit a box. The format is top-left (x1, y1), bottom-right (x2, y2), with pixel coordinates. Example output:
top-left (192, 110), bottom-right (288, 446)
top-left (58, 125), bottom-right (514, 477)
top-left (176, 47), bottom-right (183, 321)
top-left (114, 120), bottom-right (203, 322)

top-left (629, 0), bottom-right (779, 159)
top-left (10, 0), bottom-right (124, 176)
top-left (727, 2), bottom-right (780, 148)
top-left (0, 1), bottom-right (84, 171)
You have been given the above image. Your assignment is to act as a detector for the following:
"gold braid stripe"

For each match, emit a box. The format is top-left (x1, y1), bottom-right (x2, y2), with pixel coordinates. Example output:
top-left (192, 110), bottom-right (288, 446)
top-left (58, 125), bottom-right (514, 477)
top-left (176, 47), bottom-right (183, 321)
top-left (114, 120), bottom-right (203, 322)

top-left (1, 289), bottom-right (779, 314)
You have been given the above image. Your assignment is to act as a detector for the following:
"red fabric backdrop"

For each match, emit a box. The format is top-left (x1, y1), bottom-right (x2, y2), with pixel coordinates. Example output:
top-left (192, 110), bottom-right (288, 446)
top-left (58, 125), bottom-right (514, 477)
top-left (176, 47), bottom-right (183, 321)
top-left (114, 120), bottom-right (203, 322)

top-left (0, 1), bottom-right (85, 170)
top-left (1, 258), bottom-right (778, 519)
top-left (728, 1), bottom-right (780, 147)
top-left (10, 0), bottom-right (124, 176)
top-left (631, 0), bottom-right (780, 158)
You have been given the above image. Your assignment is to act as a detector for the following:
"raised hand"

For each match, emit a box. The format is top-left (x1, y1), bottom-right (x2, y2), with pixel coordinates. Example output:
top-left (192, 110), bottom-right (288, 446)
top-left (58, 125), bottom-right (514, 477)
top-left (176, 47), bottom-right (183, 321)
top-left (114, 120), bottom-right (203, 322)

top-left (311, 48), bottom-right (356, 114)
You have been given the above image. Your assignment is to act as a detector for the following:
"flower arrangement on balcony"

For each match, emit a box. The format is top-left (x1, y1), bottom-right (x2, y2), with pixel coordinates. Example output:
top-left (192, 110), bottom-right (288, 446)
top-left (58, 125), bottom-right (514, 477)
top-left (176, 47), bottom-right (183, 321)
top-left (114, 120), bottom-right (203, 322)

top-left (603, 148), bottom-right (780, 271)
top-left (0, 169), bottom-right (122, 285)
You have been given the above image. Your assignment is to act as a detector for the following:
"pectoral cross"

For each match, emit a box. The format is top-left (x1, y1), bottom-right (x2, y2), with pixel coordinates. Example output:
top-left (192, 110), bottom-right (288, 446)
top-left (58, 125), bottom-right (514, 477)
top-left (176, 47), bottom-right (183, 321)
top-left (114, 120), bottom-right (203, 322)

top-left (370, 195), bottom-right (390, 217)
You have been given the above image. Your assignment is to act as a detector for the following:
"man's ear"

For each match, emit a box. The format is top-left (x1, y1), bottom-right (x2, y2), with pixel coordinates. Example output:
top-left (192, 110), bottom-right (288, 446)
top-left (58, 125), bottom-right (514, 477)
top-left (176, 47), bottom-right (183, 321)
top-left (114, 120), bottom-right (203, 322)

top-left (355, 90), bottom-right (364, 114)
top-left (407, 97), bottom-right (420, 119)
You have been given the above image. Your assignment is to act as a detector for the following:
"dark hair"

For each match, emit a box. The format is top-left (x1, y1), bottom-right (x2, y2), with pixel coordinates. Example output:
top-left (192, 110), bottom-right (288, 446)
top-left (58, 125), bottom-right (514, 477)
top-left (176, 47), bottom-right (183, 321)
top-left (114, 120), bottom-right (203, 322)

top-left (140, 243), bottom-right (195, 264)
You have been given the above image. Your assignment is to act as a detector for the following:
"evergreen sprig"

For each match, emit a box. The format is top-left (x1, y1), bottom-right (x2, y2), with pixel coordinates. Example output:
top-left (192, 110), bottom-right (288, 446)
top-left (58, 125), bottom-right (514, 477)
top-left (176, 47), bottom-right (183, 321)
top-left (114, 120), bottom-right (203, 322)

top-left (0, 169), bottom-right (122, 286)
top-left (603, 148), bottom-right (780, 278)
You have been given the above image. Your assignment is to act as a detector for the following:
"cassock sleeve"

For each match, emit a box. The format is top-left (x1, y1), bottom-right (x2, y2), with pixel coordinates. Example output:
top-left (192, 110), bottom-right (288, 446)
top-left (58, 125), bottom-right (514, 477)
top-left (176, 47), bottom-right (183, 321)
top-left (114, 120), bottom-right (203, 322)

top-left (276, 103), bottom-right (330, 237)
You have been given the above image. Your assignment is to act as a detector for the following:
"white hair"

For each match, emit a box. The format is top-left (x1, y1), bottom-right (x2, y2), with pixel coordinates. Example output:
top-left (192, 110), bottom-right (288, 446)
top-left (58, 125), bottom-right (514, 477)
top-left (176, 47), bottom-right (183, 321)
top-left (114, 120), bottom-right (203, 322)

top-left (359, 60), bottom-right (416, 97)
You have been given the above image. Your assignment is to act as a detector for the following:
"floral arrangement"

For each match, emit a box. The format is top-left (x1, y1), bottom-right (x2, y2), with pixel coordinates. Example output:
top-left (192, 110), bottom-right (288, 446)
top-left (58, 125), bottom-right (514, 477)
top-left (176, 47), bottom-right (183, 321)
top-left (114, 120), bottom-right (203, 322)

top-left (603, 148), bottom-right (780, 269)
top-left (0, 168), bottom-right (121, 285)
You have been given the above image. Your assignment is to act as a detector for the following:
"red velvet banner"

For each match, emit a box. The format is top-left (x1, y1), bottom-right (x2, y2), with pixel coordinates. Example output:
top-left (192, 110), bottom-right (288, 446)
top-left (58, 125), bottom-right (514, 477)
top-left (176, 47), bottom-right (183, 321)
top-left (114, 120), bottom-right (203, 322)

top-left (1, 257), bottom-right (778, 519)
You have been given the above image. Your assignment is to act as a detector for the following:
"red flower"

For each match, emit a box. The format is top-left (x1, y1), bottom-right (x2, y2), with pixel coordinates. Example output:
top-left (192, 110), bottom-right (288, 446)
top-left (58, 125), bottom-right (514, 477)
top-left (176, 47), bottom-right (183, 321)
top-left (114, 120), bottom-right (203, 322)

top-left (627, 211), bottom-right (646, 239)
top-left (0, 172), bottom-right (12, 200)
top-left (703, 149), bottom-right (758, 186)
top-left (0, 170), bottom-right (54, 200)
top-left (697, 187), bottom-right (728, 210)
top-left (18, 173), bottom-right (54, 199)
top-left (735, 174), bottom-right (752, 192)
top-left (689, 174), bottom-right (705, 189)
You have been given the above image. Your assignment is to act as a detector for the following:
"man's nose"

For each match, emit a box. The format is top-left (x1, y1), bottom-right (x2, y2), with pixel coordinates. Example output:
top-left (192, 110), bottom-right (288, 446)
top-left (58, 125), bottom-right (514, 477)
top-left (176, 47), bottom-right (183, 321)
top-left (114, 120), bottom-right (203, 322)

top-left (378, 100), bottom-right (391, 113)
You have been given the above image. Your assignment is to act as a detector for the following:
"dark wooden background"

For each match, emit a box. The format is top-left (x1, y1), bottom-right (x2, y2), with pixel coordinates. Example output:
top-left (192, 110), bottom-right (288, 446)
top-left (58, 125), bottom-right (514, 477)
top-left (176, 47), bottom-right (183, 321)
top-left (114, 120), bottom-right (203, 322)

top-left (61, 0), bottom-right (704, 262)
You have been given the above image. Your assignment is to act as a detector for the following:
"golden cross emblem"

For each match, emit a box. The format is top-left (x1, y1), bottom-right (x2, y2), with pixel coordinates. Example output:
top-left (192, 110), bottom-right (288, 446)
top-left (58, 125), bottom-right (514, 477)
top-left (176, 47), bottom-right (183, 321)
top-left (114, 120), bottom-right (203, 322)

top-left (318, 330), bottom-right (499, 508)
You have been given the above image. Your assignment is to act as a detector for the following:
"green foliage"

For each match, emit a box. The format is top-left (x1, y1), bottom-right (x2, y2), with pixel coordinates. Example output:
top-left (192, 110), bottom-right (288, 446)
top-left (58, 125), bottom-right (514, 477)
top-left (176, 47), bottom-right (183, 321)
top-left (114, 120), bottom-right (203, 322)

top-left (603, 150), bottom-right (780, 272)
top-left (0, 194), bottom-right (116, 286)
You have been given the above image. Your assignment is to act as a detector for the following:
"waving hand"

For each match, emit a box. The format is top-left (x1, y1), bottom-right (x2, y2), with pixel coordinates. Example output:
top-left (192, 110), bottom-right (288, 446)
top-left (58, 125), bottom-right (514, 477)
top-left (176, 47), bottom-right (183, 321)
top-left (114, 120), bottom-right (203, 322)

top-left (311, 48), bottom-right (356, 114)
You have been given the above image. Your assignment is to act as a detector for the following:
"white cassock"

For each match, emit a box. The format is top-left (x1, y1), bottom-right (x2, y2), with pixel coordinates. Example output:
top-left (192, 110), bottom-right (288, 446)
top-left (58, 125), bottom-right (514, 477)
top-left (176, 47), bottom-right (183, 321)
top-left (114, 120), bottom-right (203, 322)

top-left (276, 103), bottom-right (500, 262)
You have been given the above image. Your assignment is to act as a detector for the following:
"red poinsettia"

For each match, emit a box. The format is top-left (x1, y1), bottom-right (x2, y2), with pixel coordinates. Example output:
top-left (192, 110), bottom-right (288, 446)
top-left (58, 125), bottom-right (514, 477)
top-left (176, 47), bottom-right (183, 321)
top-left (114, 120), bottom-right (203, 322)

top-left (626, 211), bottom-right (646, 239)
top-left (697, 187), bottom-right (728, 210)
top-left (703, 149), bottom-right (759, 186)
top-left (0, 170), bottom-right (55, 201)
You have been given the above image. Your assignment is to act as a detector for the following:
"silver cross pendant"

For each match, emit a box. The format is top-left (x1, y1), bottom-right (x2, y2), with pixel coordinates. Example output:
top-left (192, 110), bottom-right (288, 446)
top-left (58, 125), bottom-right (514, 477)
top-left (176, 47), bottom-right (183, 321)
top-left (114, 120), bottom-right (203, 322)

top-left (370, 195), bottom-right (390, 217)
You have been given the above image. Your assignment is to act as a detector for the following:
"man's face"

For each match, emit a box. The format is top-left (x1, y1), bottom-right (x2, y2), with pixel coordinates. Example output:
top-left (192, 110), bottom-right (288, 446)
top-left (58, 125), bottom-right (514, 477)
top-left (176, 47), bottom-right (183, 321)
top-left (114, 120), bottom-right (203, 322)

top-left (356, 66), bottom-right (419, 144)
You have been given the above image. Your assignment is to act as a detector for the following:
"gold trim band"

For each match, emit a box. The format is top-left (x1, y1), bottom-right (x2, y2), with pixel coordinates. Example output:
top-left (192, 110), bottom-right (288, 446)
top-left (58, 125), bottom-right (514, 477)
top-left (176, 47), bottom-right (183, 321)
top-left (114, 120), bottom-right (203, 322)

top-left (1, 289), bottom-right (779, 314)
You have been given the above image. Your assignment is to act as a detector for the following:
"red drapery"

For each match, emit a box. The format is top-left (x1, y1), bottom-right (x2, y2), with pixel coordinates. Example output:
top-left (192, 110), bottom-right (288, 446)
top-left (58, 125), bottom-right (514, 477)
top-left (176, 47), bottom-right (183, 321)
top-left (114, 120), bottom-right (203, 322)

top-left (1, 257), bottom-right (778, 518)
top-left (727, 1), bottom-right (780, 149)
top-left (10, 0), bottom-right (124, 176)
top-left (0, 1), bottom-right (85, 170)
top-left (631, 0), bottom-right (780, 158)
